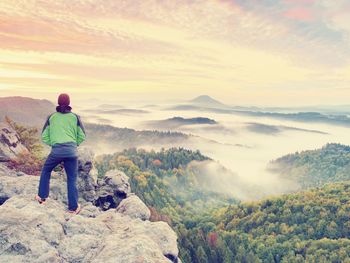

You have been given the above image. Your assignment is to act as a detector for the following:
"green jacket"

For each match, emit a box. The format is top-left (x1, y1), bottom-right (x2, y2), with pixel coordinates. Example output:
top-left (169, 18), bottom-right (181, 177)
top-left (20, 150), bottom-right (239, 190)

top-left (41, 111), bottom-right (86, 146)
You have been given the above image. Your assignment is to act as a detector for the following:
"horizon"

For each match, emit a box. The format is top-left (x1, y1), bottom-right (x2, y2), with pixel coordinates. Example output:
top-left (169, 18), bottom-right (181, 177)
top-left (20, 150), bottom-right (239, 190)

top-left (0, 0), bottom-right (349, 106)
top-left (1, 94), bottom-right (350, 109)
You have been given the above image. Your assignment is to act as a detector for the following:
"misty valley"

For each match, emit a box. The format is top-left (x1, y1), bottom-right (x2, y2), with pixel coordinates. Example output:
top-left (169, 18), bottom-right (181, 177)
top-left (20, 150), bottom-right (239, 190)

top-left (1, 95), bottom-right (350, 262)
top-left (1, 0), bottom-right (350, 261)
top-left (78, 95), bottom-right (350, 198)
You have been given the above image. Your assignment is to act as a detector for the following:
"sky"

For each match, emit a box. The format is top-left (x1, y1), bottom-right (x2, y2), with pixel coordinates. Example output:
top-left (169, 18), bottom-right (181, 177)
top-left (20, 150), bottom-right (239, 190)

top-left (0, 0), bottom-right (349, 106)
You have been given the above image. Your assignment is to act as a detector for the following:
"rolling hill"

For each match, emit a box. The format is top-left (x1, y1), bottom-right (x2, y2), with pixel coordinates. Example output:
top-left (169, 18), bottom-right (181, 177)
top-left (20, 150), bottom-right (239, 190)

top-left (0, 96), bottom-right (54, 126)
top-left (94, 146), bottom-right (350, 262)
top-left (147, 117), bottom-right (217, 129)
top-left (268, 143), bottom-right (350, 189)
top-left (189, 181), bottom-right (350, 262)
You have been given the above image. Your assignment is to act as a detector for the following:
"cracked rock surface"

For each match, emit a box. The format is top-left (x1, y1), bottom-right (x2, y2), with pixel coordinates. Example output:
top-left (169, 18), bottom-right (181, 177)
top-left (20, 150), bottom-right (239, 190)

top-left (0, 195), bottom-right (178, 263)
top-left (0, 153), bottom-right (179, 263)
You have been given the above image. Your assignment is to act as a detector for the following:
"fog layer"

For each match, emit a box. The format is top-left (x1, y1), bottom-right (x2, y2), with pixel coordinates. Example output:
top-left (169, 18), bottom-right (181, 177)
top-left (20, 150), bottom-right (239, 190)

top-left (77, 101), bottom-right (350, 200)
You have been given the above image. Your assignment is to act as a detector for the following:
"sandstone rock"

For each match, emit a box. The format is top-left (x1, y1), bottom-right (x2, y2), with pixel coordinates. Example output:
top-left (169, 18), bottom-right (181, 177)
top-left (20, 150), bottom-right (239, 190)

top-left (0, 123), bottom-right (29, 160)
top-left (0, 165), bottom-right (38, 204)
top-left (145, 221), bottom-right (179, 261)
top-left (103, 169), bottom-right (131, 197)
top-left (117, 194), bottom-right (151, 221)
top-left (0, 196), bottom-right (179, 263)
top-left (77, 148), bottom-right (97, 202)
top-left (95, 169), bottom-right (131, 210)
top-left (77, 147), bottom-right (94, 172)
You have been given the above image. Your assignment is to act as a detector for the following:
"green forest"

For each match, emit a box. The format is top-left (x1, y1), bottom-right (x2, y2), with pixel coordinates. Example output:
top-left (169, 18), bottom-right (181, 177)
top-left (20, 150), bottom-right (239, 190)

top-left (94, 148), bottom-right (237, 224)
top-left (269, 143), bottom-right (350, 189)
top-left (95, 147), bottom-right (350, 262)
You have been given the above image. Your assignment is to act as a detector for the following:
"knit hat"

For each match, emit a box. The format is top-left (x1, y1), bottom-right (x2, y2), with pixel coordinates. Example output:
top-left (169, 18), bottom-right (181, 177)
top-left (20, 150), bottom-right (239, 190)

top-left (58, 93), bottom-right (70, 106)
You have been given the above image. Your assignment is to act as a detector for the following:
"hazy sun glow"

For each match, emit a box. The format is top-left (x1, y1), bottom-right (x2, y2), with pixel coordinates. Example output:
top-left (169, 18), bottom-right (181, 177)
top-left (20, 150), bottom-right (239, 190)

top-left (0, 0), bottom-right (349, 106)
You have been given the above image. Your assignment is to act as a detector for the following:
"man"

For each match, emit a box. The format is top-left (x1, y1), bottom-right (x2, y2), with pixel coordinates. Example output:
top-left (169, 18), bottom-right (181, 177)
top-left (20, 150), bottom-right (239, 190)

top-left (35, 93), bottom-right (86, 214)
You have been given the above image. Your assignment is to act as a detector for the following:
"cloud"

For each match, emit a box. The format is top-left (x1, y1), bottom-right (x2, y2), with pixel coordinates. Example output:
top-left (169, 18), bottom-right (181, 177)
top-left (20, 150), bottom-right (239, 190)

top-left (186, 160), bottom-right (300, 200)
top-left (284, 0), bottom-right (315, 4)
top-left (0, 0), bottom-right (349, 105)
top-left (284, 7), bottom-right (315, 21)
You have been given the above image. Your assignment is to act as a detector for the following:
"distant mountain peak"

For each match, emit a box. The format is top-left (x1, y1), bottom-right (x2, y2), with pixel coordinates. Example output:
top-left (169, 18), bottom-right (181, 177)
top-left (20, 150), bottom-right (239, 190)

top-left (190, 95), bottom-right (226, 107)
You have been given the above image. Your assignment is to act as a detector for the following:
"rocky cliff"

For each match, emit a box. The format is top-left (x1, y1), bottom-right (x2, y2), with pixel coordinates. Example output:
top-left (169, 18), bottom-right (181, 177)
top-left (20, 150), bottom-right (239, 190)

top-left (0, 122), bottom-right (29, 162)
top-left (0, 123), bottom-right (180, 263)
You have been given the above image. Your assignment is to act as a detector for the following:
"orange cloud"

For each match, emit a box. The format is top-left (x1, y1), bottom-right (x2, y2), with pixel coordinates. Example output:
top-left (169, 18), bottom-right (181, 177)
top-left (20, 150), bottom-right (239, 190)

top-left (0, 15), bottom-right (104, 54)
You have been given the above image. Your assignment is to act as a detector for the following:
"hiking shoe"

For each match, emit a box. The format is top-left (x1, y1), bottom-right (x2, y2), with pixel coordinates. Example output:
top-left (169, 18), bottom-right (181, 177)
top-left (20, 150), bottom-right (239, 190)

top-left (35, 195), bottom-right (46, 204)
top-left (67, 204), bottom-right (81, 215)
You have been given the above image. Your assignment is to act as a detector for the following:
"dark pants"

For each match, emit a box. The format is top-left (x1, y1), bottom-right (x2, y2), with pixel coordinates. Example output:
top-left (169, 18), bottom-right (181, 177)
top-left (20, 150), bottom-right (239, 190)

top-left (38, 151), bottom-right (79, 211)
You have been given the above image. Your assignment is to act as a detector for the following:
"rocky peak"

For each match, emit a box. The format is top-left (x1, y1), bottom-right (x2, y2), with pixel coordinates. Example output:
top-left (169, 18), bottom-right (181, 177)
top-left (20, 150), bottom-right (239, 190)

top-left (0, 130), bottom-right (180, 262)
